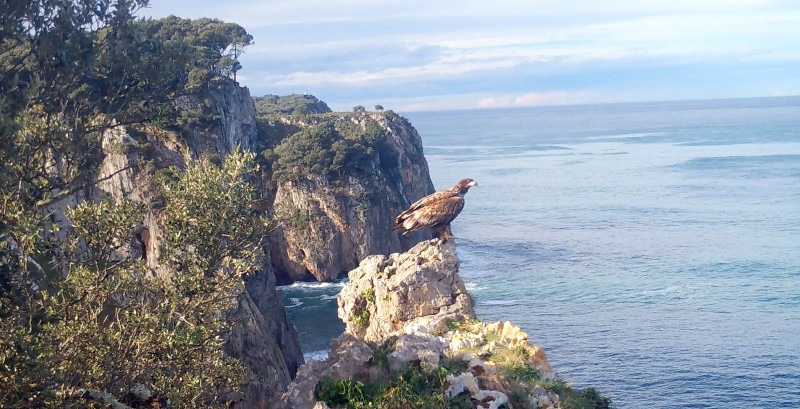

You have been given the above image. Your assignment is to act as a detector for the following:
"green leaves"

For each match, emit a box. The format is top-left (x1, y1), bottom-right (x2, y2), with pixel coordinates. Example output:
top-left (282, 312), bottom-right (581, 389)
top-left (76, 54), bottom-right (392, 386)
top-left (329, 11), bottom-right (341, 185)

top-left (268, 119), bottom-right (384, 184)
top-left (140, 16), bottom-right (253, 90)
top-left (1, 2), bottom-right (257, 407)
top-left (161, 150), bottom-right (267, 277)
top-left (0, 152), bottom-right (269, 408)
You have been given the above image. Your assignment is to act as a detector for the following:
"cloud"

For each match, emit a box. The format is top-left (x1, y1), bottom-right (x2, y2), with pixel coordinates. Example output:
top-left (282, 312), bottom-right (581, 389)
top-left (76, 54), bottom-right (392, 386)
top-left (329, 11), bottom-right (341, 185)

top-left (773, 90), bottom-right (800, 97)
top-left (478, 91), bottom-right (594, 108)
top-left (141, 0), bottom-right (800, 110)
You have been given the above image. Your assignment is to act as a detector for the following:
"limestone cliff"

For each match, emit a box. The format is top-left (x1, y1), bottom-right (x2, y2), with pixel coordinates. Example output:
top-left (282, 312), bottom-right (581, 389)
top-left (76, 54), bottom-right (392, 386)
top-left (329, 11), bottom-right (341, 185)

top-left (83, 80), bottom-right (304, 408)
top-left (276, 240), bottom-right (609, 409)
top-left (261, 112), bottom-right (436, 282)
top-left (82, 85), bottom-right (443, 406)
top-left (57, 78), bottom-right (457, 406)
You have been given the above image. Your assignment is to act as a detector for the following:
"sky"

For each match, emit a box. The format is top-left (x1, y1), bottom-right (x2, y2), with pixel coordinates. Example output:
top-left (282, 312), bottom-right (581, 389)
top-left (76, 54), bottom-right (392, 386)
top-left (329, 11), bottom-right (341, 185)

top-left (140, 0), bottom-right (800, 112)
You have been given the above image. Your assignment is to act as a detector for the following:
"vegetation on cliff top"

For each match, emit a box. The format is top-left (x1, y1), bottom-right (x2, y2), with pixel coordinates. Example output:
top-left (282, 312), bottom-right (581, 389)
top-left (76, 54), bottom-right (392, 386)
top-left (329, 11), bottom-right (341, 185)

top-left (315, 320), bottom-right (614, 409)
top-left (254, 93), bottom-right (333, 116)
top-left (265, 119), bottom-right (382, 184)
top-left (259, 107), bottom-right (413, 188)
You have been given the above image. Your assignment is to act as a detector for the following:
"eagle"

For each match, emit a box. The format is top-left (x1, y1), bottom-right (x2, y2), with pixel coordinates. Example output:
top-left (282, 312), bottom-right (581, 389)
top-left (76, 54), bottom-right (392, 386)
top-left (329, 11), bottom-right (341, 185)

top-left (393, 178), bottom-right (477, 241)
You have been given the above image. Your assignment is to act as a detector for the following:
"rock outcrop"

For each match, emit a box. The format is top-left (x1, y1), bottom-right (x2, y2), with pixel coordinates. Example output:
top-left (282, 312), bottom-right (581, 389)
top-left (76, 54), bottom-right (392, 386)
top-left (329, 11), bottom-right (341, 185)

top-left (279, 240), bottom-right (569, 409)
top-left (264, 113), bottom-right (436, 282)
top-left (337, 240), bottom-right (474, 342)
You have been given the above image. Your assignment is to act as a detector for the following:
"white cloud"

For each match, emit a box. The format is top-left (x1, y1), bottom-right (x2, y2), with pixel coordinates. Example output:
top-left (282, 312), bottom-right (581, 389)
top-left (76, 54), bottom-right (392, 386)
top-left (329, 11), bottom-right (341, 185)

top-left (478, 91), bottom-right (594, 108)
top-left (141, 0), bottom-right (800, 110)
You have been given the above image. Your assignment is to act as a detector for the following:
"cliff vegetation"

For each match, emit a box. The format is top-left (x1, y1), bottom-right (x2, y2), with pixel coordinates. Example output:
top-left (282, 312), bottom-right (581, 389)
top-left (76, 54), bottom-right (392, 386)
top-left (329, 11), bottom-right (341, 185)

top-left (0, 2), bottom-right (276, 408)
top-left (253, 93), bottom-right (332, 116)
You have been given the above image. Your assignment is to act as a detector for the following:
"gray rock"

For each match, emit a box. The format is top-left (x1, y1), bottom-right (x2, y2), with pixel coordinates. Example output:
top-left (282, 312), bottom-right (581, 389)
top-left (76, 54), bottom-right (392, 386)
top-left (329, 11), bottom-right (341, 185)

top-left (445, 372), bottom-right (480, 398)
top-left (337, 240), bottom-right (475, 343)
top-left (474, 390), bottom-right (509, 409)
top-left (387, 334), bottom-right (445, 372)
top-left (279, 334), bottom-right (374, 409)
top-left (282, 217), bottom-right (565, 409)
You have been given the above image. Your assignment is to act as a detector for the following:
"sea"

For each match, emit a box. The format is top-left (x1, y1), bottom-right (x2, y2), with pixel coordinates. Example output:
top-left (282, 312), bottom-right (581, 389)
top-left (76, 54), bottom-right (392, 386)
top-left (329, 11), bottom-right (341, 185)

top-left (278, 96), bottom-right (800, 409)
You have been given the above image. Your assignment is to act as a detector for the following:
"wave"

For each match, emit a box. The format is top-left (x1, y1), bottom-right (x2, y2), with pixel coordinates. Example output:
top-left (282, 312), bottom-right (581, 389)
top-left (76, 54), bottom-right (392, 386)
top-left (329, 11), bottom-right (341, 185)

top-left (278, 281), bottom-right (347, 292)
top-left (585, 132), bottom-right (667, 140)
top-left (464, 282), bottom-right (487, 292)
top-left (285, 298), bottom-right (303, 308)
top-left (303, 349), bottom-right (330, 362)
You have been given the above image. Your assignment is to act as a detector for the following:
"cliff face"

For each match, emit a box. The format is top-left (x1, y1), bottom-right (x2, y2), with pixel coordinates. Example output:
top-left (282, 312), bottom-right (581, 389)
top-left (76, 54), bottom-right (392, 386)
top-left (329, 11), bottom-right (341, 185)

top-left (279, 240), bottom-right (565, 409)
top-left (86, 80), bottom-right (303, 408)
top-left (263, 113), bottom-right (435, 283)
top-left (64, 81), bottom-right (452, 406)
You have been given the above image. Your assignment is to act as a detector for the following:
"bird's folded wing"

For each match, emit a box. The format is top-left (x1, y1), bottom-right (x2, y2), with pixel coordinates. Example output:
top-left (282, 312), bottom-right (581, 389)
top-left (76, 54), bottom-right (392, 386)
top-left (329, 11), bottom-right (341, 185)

top-left (402, 190), bottom-right (452, 215)
top-left (407, 196), bottom-right (464, 226)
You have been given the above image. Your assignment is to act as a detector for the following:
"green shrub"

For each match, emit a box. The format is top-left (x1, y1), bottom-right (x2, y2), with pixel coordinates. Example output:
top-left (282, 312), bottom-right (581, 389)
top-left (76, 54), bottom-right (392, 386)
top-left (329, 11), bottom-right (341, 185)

top-left (269, 121), bottom-right (381, 184)
top-left (353, 307), bottom-right (371, 327)
top-left (1, 152), bottom-right (266, 408)
top-left (290, 207), bottom-right (310, 230)
top-left (315, 361), bottom-right (465, 409)
top-left (253, 94), bottom-right (332, 116)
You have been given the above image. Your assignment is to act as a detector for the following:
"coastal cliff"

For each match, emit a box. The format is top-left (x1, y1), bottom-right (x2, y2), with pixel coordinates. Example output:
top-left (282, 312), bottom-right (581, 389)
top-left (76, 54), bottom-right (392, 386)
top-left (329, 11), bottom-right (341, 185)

top-left (72, 84), bottom-right (441, 406)
top-left (73, 81), bottom-right (304, 407)
top-left (278, 240), bottom-right (611, 409)
top-left (19, 76), bottom-right (613, 407)
top-left (2, 5), bottom-right (613, 405)
top-left (260, 111), bottom-right (435, 282)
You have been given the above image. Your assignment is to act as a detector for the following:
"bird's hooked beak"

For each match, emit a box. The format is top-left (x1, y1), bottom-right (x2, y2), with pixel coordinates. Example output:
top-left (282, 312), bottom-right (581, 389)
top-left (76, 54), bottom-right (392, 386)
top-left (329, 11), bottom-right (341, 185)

top-left (468, 180), bottom-right (478, 187)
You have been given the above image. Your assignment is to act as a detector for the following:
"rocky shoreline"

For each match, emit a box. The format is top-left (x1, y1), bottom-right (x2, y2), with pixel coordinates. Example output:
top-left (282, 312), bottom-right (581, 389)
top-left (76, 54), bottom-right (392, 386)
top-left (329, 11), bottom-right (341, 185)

top-left (276, 240), bottom-right (609, 409)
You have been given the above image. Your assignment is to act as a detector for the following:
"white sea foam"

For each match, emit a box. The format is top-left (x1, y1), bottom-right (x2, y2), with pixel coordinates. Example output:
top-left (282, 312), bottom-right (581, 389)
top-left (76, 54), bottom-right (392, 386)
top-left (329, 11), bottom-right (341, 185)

top-left (285, 298), bottom-right (303, 308)
top-left (278, 281), bottom-right (347, 292)
top-left (303, 349), bottom-right (330, 362)
top-left (464, 282), bottom-right (486, 292)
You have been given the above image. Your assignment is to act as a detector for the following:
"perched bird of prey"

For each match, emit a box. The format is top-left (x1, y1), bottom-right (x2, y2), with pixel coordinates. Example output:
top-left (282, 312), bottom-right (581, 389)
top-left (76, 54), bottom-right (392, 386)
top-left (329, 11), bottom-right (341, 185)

top-left (393, 178), bottom-right (477, 241)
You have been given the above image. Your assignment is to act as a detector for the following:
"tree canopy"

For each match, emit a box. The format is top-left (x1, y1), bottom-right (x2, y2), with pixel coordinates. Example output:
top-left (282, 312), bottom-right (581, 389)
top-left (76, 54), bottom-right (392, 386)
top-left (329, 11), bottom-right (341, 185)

top-left (266, 118), bottom-right (389, 184)
top-left (0, 1), bottom-right (258, 407)
top-left (141, 15), bottom-right (254, 88)
top-left (253, 93), bottom-right (333, 116)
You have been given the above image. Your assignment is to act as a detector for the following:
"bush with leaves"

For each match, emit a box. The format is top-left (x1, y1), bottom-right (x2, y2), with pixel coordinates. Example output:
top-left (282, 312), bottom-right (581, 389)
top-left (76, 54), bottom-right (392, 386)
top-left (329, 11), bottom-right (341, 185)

top-left (140, 16), bottom-right (253, 89)
top-left (266, 118), bottom-right (391, 184)
top-left (1, 2), bottom-right (261, 406)
top-left (253, 94), bottom-right (332, 116)
top-left (1, 151), bottom-right (266, 408)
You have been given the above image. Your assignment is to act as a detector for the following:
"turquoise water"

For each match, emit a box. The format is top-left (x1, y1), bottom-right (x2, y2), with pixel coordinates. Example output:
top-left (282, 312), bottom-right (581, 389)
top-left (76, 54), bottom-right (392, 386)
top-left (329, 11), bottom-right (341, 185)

top-left (280, 97), bottom-right (800, 408)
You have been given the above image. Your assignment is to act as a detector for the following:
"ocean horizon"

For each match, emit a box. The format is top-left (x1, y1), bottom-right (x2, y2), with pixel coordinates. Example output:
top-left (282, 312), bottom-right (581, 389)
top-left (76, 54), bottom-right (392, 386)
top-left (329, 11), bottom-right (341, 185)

top-left (280, 95), bottom-right (800, 409)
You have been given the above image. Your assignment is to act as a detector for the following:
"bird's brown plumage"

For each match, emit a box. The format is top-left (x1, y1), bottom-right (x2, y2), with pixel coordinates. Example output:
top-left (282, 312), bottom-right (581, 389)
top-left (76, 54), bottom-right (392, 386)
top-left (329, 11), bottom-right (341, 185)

top-left (393, 178), bottom-right (477, 238)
